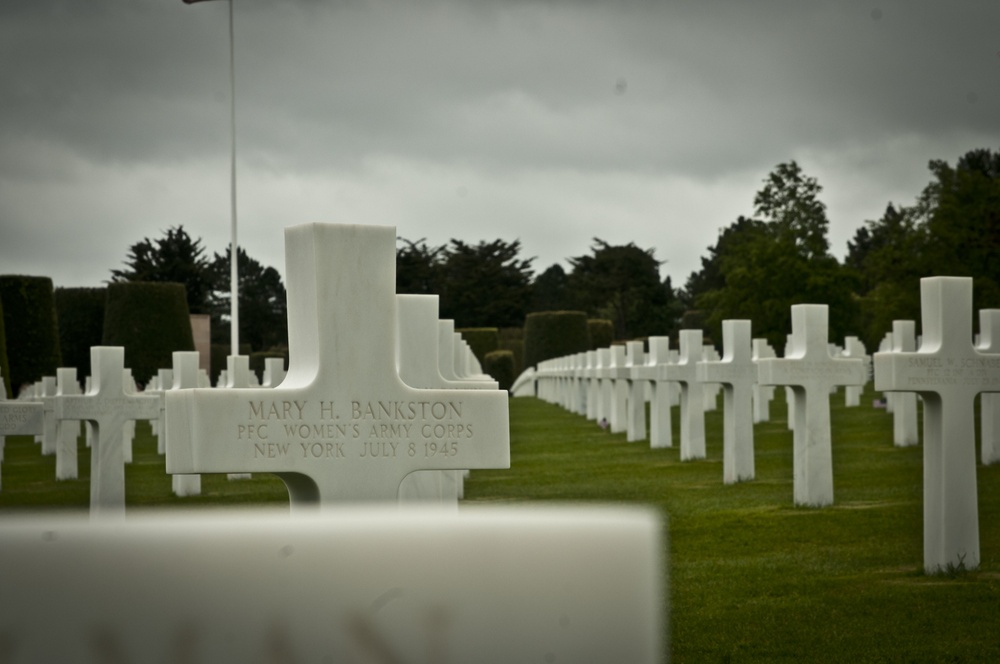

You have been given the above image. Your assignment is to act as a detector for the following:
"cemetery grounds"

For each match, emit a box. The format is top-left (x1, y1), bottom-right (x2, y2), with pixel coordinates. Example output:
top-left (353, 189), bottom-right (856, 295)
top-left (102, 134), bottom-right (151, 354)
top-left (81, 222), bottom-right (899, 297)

top-left (1, 385), bottom-right (998, 662)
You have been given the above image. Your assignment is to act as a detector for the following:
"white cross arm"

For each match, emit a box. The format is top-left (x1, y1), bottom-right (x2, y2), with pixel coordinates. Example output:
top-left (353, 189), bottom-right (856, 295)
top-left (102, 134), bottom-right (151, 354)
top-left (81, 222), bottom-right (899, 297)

top-left (166, 386), bottom-right (509, 473)
top-left (0, 402), bottom-right (43, 435)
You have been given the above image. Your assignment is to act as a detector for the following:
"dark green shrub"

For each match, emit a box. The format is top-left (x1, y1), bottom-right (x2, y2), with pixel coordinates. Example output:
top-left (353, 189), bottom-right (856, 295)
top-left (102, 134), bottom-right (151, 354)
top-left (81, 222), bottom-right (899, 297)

top-left (55, 287), bottom-right (107, 378)
top-left (500, 338), bottom-right (524, 378)
top-left (587, 318), bottom-right (615, 350)
top-left (498, 327), bottom-right (524, 377)
top-left (456, 328), bottom-right (499, 367)
top-left (102, 282), bottom-right (194, 385)
top-left (0, 275), bottom-right (62, 394)
top-left (523, 311), bottom-right (590, 369)
top-left (0, 297), bottom-right (9, 398)
top-left (588, 319), bottom-right (615, 350)
top-left (483, 350), bottom-right (515, 392)
top-left (498, 327), bottom-right (523, 343)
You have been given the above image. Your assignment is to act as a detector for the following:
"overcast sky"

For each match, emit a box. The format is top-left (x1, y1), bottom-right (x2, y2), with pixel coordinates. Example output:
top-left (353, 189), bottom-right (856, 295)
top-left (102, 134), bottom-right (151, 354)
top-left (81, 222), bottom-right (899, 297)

top-left (1, 0), bottom-right (997, 293)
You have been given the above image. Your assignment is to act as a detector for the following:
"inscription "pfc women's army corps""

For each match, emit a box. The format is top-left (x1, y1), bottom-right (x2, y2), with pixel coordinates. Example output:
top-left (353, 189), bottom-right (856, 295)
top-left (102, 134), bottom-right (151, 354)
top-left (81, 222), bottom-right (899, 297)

top-left (240, 399), bottom-right (472, 461)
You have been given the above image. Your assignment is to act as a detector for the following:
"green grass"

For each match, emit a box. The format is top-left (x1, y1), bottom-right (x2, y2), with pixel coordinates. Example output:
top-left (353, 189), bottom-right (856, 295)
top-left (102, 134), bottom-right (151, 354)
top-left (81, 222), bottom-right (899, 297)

top-left (2, 388), bottom-right (999, 662)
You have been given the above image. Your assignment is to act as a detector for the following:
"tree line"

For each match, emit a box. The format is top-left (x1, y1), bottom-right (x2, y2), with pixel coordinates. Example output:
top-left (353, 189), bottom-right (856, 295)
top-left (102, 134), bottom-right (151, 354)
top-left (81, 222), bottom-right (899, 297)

top-left (111, 229), bottom-right (288, 354)
top-left (111, 146), bottom-right (999, 356)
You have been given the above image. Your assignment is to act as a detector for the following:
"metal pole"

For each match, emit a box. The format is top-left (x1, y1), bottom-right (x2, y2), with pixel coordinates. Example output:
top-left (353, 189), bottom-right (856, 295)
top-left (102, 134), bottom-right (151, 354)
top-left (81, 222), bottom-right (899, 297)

top-left (228, 0), bottom-right (239, 356)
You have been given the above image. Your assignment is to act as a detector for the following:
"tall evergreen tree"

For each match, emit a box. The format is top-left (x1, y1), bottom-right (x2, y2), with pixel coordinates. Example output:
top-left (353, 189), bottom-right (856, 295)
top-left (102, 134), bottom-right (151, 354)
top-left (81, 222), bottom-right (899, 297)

top-left (438, 239), bottom-right (534, 328)
top-left (567, 239), bottom-right (677, 340)
top-left (529, 264), bottom-right (570, 313)
top-left (208, 246), bottom-right (288, 353)
top-left (110, 225), bottom-right (213, 315)
top-left (396, 237), bottom-right (445, 296)
top-left (689, 162), bottom-right (857, 349)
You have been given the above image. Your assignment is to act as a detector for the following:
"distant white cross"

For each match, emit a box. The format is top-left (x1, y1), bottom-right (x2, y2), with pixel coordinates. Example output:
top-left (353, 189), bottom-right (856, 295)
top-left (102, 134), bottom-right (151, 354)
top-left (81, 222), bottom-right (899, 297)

top-left (661, 330), bottom-right (705, 461)
top-left (55, 347), bottom-right (159, 518)
top-left (699, 320), bottom-right (756, 483)
top-left (758, 305), bottom-right (865, 507)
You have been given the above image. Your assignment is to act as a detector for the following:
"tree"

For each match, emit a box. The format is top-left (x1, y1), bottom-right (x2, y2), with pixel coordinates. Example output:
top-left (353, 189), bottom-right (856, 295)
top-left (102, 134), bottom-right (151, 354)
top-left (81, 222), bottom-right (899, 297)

top-left (753, 160), bottom-right (829, 259)
top-left (846, 149), bottom-right (1000, 348)
top-left (438, 239), bottom-right (534, 328)
top-left (529, 264), bottom-right (570, 313)
top-left (690, 163), bottom-right (857, 349)
top-left (396, 237), bottom-right (445, 296)
top-left (916, 149), bottom-right (1000, 309)
top-left (110, 226), bottom-right (213, 314)
top-left (567, 239), bottom-right (677, 340)
top-left (683, 216), bottom-right (766, 309)
top-left (208, 246), bottom-right (288, 353)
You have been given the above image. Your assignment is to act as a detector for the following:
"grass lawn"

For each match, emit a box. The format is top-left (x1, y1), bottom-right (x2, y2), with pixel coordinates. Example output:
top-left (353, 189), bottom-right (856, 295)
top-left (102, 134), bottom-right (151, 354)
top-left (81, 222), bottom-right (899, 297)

top-left (1, 386), bottom-right (998, 662)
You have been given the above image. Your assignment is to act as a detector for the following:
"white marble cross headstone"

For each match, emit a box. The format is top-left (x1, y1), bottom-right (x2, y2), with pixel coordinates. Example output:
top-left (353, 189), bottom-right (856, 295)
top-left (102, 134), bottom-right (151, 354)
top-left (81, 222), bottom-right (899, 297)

top-left (169, 351), bottom-right (202, 497)
top-left (165, 224), bottom-right (510, 510)
top-left (38, 376), bottom-right (58, 455)
top-left (978, 309), bottom-right (1000, 465)
top-left (595, 347), bottom-right (612, 427)
top-left (584, 350), bottom-right (599, 421)
top-left (878, 331), bottom-right (896, 413)
top-left (0, 506), bottom-right (663, 663)
top-left (891, 321), bottom-right (919, 447)
top-left (751, 338), bottom-right (776, 423)
top-left (702, 345), bottom-right (721, 412)
top-left (1, 374), bottom-right (45, 491)
top-left (632, 336), bottom-right (673, 449)
top-left (625, 341), bottom-right (647, 442)
top-left (55, 347), bottom-right (160, 518)
top-left (55, 367), bottom-right (81, 480)
top-left (609, 345), bottom-right (629, 434)
top-left (875, 277), bottom-right (1000, 571)
top-left (437, 320), bottom-right (461, 382)
top-left (661, 330), bottom-right (705, 460)
top-left (573, 352), bottom-right (588, 416)
top-left (262, 357), bottom-right (287, 388)
top-left (223, 356), bottom-right (255, 480)
top-left (699, 320), bottom-right (755, 483)
top-left (396, 294), bottom-right (488, 505)
top-left (842, 336), bottom-right (868, 407)
top-left (758, 305), bottom-right (866, 507)
top-left (152, 368), bottom-right (173, 455)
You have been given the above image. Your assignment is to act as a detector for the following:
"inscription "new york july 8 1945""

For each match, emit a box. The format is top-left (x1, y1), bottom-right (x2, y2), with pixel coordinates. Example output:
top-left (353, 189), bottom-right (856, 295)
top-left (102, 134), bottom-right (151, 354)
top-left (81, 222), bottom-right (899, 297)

top-left (239, 399), bottom-right (473, 461)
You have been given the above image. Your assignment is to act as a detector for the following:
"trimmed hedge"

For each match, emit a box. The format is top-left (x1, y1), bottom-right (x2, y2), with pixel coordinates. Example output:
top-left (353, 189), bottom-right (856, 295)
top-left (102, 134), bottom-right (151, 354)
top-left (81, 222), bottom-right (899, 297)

top-left (0, 275), bottom-right (62, 395)
top-left (0, 297), bottom-right (8, 398)
top-left (523, 311), bottom-right (590, 369)
top-left (588, 319), bottom-right (615, 350)
top-left (499, 338), bottom-right (524, 379)
top-left (456, 328), bottom-right (499, 367)
top-left (55, 287), bottom-right (107, 378)
top-left (498, 327), bottom-right (524, 377)
top-left (483, 349), bottom-right (515, 392)
top-left (102, 282), bottom-right (194, 386)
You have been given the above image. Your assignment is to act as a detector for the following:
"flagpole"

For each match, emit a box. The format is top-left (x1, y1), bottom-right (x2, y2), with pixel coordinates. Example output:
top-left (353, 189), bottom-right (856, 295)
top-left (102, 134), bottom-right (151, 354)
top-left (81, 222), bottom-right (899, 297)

top-left (183, 0), bottom-right (239, 357)
top-left (228, 0), bottom-right (239, 357)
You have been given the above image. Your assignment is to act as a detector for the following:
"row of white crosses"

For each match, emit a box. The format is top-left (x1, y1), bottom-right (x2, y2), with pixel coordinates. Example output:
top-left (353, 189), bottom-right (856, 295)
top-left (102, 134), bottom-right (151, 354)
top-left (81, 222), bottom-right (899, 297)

top-left (1, 330), bottom-right (492, 515)
top-left (530, 307), bottom-right (869, 499)
top-left (530, 276), bottom-right (1000, 572)
top-left (1, 226), bottom-right (504, 515)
